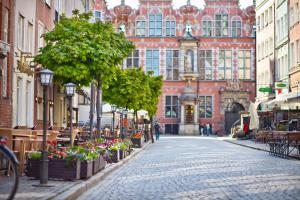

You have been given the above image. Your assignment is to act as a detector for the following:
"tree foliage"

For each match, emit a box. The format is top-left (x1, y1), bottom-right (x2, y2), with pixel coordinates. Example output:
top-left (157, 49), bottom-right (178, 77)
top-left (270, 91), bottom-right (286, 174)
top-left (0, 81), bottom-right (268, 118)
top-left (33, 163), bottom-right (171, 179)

top-left (34, 10), bottom-right (134, 87)
top-left (103, 68), bottom-right (150, 111)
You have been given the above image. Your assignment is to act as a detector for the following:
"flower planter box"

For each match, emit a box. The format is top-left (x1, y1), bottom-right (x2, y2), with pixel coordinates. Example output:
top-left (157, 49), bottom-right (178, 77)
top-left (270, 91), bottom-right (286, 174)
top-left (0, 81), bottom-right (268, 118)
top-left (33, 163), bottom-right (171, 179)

top-left (80, 160), bottom-right (93, 179)
top-left (26, 159), bottom-right (40, 179)
top-left (48, 159), bottom-right (80, 181)
top-left (99, 155), bottom-right (106, 171)
top-left (110, 150), bottom-right (119, 163)
top-left (120, 150), bottom-right (126, 159)
top-left (92, 157), bottom-right (101, 174)
top-left (131, 137), bottom-right (144, 148)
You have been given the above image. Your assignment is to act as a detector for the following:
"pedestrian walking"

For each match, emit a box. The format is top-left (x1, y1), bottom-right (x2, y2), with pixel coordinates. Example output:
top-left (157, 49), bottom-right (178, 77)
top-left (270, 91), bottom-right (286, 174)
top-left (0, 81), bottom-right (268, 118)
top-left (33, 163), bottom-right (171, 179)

top-left (206, 123), bottom-right (210, 136)
top-left (199, 124), bottom-right (204, 136)
top-left (203, 125), bottom-right (207, 136)
top-left (154, 122), bottom-right (160, 140)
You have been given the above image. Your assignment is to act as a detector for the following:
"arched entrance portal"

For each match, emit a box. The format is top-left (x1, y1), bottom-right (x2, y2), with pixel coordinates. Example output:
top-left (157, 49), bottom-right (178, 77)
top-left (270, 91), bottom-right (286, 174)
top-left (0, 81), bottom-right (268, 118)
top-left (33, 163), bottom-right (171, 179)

top-left (225, 102), bottom-right (245, 135)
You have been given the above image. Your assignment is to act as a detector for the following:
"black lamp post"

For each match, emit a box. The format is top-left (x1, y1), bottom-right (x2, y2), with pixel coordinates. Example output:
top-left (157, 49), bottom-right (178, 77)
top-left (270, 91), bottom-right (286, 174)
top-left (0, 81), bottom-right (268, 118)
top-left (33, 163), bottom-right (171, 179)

top-left (39, 69), bottom-right (53, 185)
top-left (64, 83), bottom-right (76, 146)
top-left (111, 104), bottom-right (117, 137)
top-left (123, 109), bottom-right (128, 139)
top-left (119, 108), bottom-right (123, 139)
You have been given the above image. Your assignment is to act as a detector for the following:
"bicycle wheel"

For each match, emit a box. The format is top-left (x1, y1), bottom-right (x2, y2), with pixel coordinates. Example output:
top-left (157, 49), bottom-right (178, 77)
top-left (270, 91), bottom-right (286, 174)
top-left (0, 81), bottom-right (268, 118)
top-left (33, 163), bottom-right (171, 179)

top-left (0, 146), bottom-right (19, 200)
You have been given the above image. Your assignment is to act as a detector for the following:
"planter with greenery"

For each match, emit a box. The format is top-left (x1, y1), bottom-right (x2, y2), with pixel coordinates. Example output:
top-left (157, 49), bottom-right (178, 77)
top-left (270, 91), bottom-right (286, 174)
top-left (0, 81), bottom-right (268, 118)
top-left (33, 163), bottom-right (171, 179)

top-left (26, 151), bottom-right (42, 179)
top-left (108, 144), bottom-right (120, 163)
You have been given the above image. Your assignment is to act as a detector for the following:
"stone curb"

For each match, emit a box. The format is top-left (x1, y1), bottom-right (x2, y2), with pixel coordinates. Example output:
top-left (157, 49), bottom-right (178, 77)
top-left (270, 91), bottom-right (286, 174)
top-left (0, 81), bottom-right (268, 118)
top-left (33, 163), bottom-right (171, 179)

top-left (222, 139), bottom-right (300, 160)
top-left (50, 142), bottom-right (152, 200)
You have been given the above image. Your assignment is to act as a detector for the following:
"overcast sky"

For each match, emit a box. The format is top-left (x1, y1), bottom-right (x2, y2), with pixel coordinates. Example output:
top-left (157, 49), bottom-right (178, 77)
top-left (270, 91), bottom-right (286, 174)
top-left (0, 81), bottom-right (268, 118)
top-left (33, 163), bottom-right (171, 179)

top-left (106, 0), bottom-right (253, 9)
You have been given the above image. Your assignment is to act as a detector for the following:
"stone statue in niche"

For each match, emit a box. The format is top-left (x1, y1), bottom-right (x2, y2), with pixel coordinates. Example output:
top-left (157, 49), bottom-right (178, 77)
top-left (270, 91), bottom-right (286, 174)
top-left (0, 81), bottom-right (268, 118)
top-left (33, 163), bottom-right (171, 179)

top-left (184, 50), bottom-right (193, 72)
top-left (185, 24), bottom-right (192, 35)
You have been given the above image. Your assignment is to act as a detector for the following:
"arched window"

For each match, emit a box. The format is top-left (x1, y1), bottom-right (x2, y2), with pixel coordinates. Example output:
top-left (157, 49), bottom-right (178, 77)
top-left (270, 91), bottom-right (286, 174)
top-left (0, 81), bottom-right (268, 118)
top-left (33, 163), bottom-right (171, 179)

top-left (215, 13), bottom-right (228, 37)
top-left (165, 17), bottom-right (176, 36)
top-left (232, 18), bottom-right (242, 37)
top-left (149, 13), bottom-right (162, 36)
top-left (202, 18), bottom-right (212, 36)
top-left (136, 18), bottom-right (146, 37)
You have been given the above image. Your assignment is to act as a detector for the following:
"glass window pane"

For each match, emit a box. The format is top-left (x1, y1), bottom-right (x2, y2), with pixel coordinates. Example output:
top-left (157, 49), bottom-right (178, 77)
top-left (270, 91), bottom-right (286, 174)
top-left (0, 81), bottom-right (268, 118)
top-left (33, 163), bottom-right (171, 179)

top-left (126, 58), bottom-right (132, 68)
top-left (134, 50), bottom-right (139, 57)
top-left (149, 15), bottom-right (155, 21)
top-left (238, 70), bottom-right (244, 79)
top-left (173, 69), bottom-right (179, 80)
top-left (156, 14), bottom-right (162, 20)
top-left (166, 69), bottom-right (172, 80)
top-left (165, 106), bottom-right (171, 118)
top-left (199, 96), bottom-right (205, 106)
top-left (153, 50), bottom-right (159, 58)
top-left (134, 58), bottom-right (139, 67)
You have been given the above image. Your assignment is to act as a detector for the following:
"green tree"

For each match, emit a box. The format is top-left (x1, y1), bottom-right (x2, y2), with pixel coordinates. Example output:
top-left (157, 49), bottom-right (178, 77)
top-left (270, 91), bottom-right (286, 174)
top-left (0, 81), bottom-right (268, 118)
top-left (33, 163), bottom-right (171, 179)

top-left (103, 67), bottom-right (150, 130)
top-left (144, 73), bottom-right (163, 143)
top-left (34, 10), bottom-right (134, 135)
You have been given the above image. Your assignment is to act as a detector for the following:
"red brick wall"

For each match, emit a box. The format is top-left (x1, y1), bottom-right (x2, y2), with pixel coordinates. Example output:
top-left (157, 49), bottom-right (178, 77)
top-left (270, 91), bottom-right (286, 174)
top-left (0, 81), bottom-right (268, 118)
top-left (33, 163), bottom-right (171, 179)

top-left (0, 0), bottom-right (14, 128)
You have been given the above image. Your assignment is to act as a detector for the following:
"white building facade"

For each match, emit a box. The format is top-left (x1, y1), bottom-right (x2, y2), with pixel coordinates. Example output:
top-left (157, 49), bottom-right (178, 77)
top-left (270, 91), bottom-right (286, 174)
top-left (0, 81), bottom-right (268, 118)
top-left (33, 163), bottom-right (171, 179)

top-left (12, 0), bottom-right (36, 128)
top-left (256, 0), bottom-right (275, 107)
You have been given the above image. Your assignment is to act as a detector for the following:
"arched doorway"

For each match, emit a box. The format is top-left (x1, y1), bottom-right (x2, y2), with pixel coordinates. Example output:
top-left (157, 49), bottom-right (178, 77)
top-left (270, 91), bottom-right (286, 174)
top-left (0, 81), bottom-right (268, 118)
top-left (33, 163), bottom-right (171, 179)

top-left (225, 102), bottom-right (245, 135)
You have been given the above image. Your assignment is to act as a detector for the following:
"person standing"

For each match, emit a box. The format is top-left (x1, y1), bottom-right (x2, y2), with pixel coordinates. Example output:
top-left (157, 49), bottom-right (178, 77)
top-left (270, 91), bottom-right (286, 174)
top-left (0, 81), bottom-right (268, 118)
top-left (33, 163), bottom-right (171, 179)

top-left (206, 123), bottom-right (210, 136)
top-left (154, 122), bottom-right (160, 140)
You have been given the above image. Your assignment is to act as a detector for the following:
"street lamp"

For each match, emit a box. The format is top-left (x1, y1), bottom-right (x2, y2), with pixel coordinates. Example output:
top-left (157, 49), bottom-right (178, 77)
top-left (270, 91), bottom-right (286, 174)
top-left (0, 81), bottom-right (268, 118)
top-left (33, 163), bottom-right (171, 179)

top-left (64, 83), bottom-right (76, 146)
top-left (111, 104), bottom-right (117, 137)
top-left (119, 108), bottom-right (123, 139)
top-left (123, 109), bottom-right (128, 139)
top-left (40, 69), bottom-right (54, 185)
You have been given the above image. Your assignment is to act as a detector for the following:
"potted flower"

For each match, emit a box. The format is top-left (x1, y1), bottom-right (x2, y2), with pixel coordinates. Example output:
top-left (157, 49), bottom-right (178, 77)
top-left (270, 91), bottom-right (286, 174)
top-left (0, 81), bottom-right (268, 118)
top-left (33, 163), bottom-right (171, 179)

top-left (119, 142), bottom-right (128, 159)
top-left (48, 147), bottom-right (81, 181)
top-left (131, 132), bottom-right (144, 148)
top-left (108, 144), bottom-right (120, 163)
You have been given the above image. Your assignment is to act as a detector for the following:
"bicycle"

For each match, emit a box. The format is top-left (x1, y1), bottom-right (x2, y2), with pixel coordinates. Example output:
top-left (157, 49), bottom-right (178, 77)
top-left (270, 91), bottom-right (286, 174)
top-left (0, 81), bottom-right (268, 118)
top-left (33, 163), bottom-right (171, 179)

top-left (0, 136), bottom-right (19, 200)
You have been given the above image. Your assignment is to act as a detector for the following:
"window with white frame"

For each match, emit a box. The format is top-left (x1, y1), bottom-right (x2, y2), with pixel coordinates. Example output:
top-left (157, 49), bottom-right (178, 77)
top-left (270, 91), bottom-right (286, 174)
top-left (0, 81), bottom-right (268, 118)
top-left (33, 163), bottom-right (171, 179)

top-left (2, 58), bottom-right (7, 97)
top-left (262, 13), bottom-right (265, 28)
top-left (149, 14), bottom-right (162, 36)
top-left (265, 10), bottom-right (268, 26)
top-left (3, 8), bottom-right (8, 43)
top-left (238, 50), bottom-right (251, 80)
top-left (269, 38), bottom-right (273, 54)
top-left (199, 50), bottom-right (212, 80)
top-left (232, 19), bottom-right (242, 37)
top-left (18, 14), bottom-right (25, 50)
top-left (291, 43), bottom-right (295, 67)
top-left (136, 20), bottom-right (146, 36)
top-left (146, 50), bottom-right (159, 76)
top-left (38, 23), bottom-right (45, 50)
top-left (215, 14), bottom-right (228, 37)
top-left (166, 50), bottom-right (179, 80)
top-left (218, 50), bottom-right (232, 80)
top-left (27, 22), bottom-right (33, 53)
top-left (202, 19), bottom-right (212, 36)
top-left (257, 16), bottom-right (260, 31)
top-left (290, 7), bottom-right (294, 26)
top-left (269, 6), bottom-right (273, 23)
top-left (166, 20), bottom-right (176, 36)
top-left (94, 11), bottom-right (101, 22)
top-left (199, 96), bottom-right (212, 118)
top-left (165, 96), bottom-right (179, 118)
top-left (126, 50), bottom-right (139, 69)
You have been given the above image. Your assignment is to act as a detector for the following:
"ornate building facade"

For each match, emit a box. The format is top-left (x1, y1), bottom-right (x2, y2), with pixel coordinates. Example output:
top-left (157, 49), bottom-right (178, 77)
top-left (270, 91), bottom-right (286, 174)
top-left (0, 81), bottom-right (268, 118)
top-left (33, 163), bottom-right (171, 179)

top-left (95, 0), bottom-right (256, 135)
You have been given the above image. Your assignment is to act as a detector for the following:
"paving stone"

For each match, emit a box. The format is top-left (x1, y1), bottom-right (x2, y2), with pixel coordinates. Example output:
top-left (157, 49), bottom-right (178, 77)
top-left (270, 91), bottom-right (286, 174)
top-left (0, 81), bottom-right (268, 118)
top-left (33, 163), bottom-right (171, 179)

top-left (78, 137), bottom-right (300, 200)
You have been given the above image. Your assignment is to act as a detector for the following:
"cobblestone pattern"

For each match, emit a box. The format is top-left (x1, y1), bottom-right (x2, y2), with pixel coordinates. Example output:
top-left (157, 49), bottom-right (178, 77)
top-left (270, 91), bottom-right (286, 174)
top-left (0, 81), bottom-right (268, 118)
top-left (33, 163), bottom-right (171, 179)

top-left (78, 137), bottom-right (300, 200)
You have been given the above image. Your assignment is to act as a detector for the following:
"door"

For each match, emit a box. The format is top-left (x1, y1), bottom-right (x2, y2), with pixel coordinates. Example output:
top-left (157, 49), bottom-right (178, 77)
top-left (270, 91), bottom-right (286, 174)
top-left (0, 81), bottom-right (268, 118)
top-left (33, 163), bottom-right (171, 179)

top-left (165, 124), bottom-right (179, 135)
top-left (224, 102), bottom-right (245, 135)
top-left (225, 112), bottom-right (240, 135)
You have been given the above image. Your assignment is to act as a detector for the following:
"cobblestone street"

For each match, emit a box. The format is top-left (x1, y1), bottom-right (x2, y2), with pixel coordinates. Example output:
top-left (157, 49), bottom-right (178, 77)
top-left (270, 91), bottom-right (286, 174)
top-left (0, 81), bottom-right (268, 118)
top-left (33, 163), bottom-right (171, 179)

top-left (78, 136), bottom-right (300, 200)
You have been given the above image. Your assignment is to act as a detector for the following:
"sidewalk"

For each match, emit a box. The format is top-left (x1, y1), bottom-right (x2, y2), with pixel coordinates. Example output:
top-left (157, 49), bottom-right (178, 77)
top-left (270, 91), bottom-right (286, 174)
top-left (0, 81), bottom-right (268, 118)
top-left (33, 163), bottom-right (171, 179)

top-left (221, 137), bottom-right (300, 159)
top-left (10, 142), bottom-right (151, 200)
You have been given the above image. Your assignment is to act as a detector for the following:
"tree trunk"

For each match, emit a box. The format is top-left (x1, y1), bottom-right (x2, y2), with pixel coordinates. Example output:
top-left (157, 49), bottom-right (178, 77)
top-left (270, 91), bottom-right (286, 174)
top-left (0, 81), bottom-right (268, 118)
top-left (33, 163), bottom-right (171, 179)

top-left (150, 116), bottom-right (154, 143)
top-left (89, 83), bottom-right (95, 140)
top-left (134, 110), bottom-right (138, 130)
top-left (96, 79), bottom-right (102, 137)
